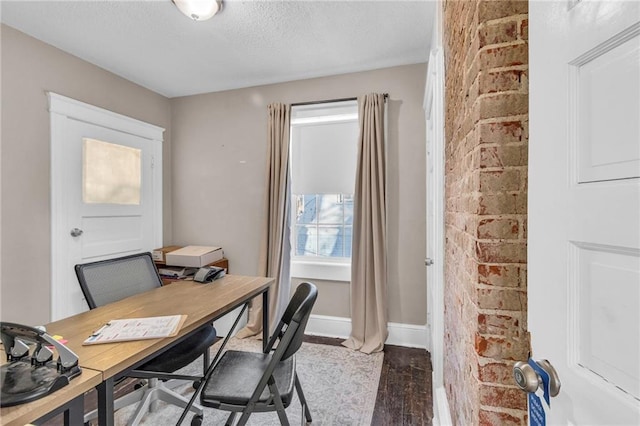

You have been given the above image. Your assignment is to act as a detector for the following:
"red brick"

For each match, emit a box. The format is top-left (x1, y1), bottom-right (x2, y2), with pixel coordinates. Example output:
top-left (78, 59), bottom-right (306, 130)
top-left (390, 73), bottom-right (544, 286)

top-left (479, 20), bottom-right (519, 47)
top-left (478, 145), bottom-right (528, 168)
top-left (480, 43), bottom-right (528, 70)
top-left (468, 73), bottom-right (481, 110)
top-left (519, 265), bottom-right (527, 289)
top-left (474, 192), bottom-right (527, 215)
top-left (479, 362), bottom-right (518, 385)
top-left (521, 19), bottom-right (529, 41)
top-left (478, 313), bottom-right (522, 337)
top-left (477, 288), bottom-right (526, 311)
top-left (479, 93), bottom-right (528, 119)
top-left (467, 53), bottom-right (481, 94)
top-left (479, 121), bottom-right (525, 144)
top-left (444, 0), bottom-right (529, 423)
top-left (475, 193), bottom-right (515, 215)
top-left (480, 70), bottom-right (525, 94)
top-left (477, 217), bottom-right (519, 239)
top-left (479, 169), bottom-right (522, 193)
top-left (459, 111), bottom-right (477, 144)
top-left (478, 0), bottom-right (528, 22)
top-left (475, 335), bottom-right (529, 360)
top-left (466, 33), bottom-right (482, 74)
top-left (479, 408), bottom-right (527, 426)
top-left (480, 384), bottom-right (527, 410)
top-left (478, 264), bottom-right (523, 287)
top-left (476, 241), bottom-right (526, 263)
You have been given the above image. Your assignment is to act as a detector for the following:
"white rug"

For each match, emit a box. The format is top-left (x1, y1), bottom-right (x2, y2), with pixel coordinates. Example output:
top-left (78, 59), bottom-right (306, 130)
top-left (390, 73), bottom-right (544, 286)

top-left (114, 337), bottom-right (384, 425)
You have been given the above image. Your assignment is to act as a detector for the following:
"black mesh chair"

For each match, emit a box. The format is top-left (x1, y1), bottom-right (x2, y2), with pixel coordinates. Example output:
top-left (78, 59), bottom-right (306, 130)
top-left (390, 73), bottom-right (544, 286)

top-left (75, 252), bottom-right (217, 426)
top-left (188, 281), bottom-right (317, 426)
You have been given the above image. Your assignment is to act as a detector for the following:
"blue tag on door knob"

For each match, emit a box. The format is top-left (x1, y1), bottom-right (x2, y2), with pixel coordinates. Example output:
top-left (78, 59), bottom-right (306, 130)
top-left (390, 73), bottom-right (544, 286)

top-left (529, 392), bottom-right (546, 426)
top-left (528, 358), bottom-right (551, 407)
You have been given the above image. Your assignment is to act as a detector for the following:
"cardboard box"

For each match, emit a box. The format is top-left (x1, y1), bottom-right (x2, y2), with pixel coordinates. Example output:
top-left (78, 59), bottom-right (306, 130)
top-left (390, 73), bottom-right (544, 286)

top-left (165, 245), bottom-right (224, 267)
top-left (152, 245), bottom-right (183, 263)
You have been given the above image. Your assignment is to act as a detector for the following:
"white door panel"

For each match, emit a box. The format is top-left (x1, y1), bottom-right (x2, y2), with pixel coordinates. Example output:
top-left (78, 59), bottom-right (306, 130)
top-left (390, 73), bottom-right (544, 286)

top-left (573, 243), bottom-right (640, 400)
top-left (80, 216), bottom-right (144, 258)
top-left (49, 94), bottom-right (163, 321)
top-left (575, 31), bottom-right (640, 183)
top-left (529, 0), bottom-right (640, 424)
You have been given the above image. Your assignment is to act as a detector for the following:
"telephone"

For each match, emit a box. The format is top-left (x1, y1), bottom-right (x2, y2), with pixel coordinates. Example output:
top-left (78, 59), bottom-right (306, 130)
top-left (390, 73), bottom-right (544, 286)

top-left (194, 266), bottom-right (226, 283)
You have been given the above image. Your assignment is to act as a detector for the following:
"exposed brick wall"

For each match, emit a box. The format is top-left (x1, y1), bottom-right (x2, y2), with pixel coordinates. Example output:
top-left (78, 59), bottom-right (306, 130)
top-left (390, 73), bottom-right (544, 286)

top-left (442, 1), bottom-right (529, 424)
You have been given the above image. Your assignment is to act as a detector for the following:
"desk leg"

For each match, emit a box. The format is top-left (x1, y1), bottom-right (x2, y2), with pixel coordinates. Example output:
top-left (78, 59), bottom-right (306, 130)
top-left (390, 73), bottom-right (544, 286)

top-left (97, 377), bottom-right (115, 426)
top-left (262, 287), bottom-right (269, 351)
top-left (33, 392), bottom-right (85, 426)
top-left (63, 394), bottom-right (84, 426)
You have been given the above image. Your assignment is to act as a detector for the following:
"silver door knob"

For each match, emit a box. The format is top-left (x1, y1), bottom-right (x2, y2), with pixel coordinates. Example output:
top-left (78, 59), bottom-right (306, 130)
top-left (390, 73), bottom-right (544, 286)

top-left (70, 228), bottom-right (83, 237)
top-left (513, 359), bottom-right (561, 397)
top-left (425, 258), bottom-right (434, 266)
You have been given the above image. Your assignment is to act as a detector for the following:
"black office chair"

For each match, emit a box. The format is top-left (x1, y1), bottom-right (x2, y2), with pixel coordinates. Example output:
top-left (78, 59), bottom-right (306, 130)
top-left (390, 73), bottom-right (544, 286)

top-left (75, 252), bottom-right (217, 426)
top-left (188, 281), bottom-right (317, 426)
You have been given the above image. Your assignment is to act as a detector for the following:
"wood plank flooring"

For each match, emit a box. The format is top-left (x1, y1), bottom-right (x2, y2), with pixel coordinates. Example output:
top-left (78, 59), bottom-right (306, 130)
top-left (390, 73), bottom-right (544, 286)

top-left (43, 335), bottom-right (433, 425)
top-left (305, 335), bottom-right (434, 426)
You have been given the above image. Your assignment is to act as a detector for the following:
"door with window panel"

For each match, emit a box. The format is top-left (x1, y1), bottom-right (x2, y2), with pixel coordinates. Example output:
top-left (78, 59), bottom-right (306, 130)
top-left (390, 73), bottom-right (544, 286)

top-left (50, 96), bottom-right (163, 321)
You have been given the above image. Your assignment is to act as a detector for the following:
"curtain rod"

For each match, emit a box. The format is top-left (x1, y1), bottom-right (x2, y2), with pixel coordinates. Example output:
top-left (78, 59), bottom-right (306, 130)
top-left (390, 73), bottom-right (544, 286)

top-left (291, 93), bottom-right (388, 107)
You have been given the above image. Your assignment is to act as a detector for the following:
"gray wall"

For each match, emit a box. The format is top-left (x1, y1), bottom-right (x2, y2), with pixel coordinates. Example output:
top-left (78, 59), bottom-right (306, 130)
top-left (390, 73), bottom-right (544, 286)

top-left (0, 25), bottom-right (173, 324)
top-left (170, 64), bottom-right (427, 324)
top-left (0, 24), bottom-right (427, 326)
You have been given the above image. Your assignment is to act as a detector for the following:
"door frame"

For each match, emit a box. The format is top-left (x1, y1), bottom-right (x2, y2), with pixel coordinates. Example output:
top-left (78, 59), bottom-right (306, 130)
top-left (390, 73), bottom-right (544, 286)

top-left (48, 93), bottom-right (164, 321)
top-left (424, 4), bottom-right (451, 423)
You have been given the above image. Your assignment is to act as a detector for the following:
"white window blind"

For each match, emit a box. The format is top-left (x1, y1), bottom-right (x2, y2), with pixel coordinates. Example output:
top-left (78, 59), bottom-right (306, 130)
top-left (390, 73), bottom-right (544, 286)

top-left (290, 101), bottom-right (358, 195)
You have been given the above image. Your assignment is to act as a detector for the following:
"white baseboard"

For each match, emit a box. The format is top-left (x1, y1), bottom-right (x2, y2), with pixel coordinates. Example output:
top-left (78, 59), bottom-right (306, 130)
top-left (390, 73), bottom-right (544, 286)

top-left (387, 322), bottom-right (429, 349)
top-left (305, 314), bottom-right (351, 339)
top-left (432, 386), bottom-right (452, 426)
top-left (305, 314), bottom-right (428, 349)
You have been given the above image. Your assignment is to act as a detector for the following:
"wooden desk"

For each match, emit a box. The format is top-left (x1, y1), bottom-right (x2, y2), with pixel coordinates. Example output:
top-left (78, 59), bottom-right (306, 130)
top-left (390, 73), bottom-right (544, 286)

top-left (44, 274), bottom-right (273, 426)
top-left (0, 362), bottom-right (102, 426)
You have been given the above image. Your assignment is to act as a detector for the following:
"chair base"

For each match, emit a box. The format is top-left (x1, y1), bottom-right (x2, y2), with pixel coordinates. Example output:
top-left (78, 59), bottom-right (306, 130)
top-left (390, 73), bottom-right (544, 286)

top-left (84, 379), bottom-right (203, 426)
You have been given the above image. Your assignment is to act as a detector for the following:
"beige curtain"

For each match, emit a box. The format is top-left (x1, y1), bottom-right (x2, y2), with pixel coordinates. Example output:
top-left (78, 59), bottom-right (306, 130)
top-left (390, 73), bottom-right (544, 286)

top-left (342, 93), bottom-right (388, 354)
top-left (236, 103), bottom-right (292, 339)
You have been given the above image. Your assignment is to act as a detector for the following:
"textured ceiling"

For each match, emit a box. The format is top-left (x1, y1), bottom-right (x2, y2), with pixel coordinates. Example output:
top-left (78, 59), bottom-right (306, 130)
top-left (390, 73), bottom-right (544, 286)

top-left (1, 0), bottom-right (435, 98)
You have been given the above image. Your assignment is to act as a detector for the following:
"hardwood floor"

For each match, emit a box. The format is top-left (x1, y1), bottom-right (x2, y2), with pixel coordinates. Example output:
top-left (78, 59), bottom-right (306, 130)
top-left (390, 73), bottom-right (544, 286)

top-left (43, 335), bottom-right (434, 425)
top-left (305, 335), bottom-right (434, 426)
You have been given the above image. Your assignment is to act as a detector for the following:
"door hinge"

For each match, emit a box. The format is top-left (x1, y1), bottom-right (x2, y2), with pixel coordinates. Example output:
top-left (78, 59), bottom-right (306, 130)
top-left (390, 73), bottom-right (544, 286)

top-left (151, 155), bottom-right (155, 169)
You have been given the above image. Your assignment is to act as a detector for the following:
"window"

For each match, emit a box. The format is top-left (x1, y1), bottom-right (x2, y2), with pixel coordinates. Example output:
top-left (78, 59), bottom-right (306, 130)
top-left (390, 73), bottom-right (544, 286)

top-left (293, 193), bottom-right (353, 257)
top-left (83, 138), bottom-right (142, 205)
top-left (290, 101), bottom-right (358, 281)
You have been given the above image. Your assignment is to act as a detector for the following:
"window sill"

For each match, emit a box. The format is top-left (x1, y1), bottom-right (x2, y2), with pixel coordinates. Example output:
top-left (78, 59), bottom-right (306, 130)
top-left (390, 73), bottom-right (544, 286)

top-left (291, 260), bottom-right (351, 282)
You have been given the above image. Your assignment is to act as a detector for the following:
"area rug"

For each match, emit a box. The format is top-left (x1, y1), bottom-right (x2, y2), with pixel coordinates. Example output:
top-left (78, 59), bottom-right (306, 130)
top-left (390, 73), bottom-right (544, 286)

top-left (114, 337), bottom-right (384, 425)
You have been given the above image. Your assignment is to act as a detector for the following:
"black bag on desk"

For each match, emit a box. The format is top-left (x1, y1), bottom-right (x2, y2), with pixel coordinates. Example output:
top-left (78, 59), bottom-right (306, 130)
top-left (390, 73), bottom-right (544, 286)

top-left (1, 322), bottom-right (81, 407)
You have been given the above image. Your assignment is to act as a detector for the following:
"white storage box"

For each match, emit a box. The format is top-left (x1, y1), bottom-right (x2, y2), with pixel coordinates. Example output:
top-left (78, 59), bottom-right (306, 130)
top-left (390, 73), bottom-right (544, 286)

top-left (152, 245), bottom-right (183, 263)
top-left (165, 245), bottom-right (223, 267)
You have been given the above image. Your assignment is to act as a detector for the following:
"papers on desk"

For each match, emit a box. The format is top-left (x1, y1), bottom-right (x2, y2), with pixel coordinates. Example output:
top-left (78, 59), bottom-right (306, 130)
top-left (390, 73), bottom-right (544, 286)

top-left (157, 265), bottom-right (198, 279)
top-left (83, 315), bottom-right (187, 345)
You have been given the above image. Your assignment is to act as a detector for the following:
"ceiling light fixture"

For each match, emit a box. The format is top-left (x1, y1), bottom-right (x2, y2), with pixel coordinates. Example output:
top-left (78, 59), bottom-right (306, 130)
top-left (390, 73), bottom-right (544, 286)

top-left (172, 0), bottom-right (222, 21)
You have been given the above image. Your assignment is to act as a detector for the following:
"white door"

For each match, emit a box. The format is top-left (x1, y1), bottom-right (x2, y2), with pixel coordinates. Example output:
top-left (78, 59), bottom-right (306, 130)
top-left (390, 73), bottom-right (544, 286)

top-left (49, 94), bottom-right (163, 321)
top-left (529, 1), bottom-right (640, 424)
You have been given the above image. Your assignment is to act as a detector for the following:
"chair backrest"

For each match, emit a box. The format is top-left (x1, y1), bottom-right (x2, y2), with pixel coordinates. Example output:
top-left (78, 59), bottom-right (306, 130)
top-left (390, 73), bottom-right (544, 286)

top-left (267, 282), bottom-right (317, 361)
top-left (75, 252), bottom-right (162, 309)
